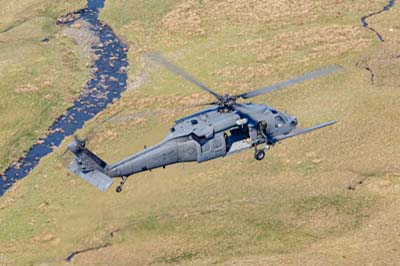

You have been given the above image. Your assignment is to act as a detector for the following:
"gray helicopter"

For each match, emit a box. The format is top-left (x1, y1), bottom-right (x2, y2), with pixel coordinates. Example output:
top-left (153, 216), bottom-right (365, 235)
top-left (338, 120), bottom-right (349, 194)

top-left (68, 53), bottom-right (339, 193)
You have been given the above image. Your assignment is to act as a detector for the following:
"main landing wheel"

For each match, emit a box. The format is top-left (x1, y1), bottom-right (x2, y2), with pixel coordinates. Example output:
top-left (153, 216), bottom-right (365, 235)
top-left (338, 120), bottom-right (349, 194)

top-left (116, 186), bottom-right (123, 193)
top-left (254, 150), bottom-right (265, 161)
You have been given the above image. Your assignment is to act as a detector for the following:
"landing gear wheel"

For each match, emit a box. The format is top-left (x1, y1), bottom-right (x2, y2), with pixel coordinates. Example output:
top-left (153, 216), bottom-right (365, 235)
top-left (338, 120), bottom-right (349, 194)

top-left (254, 150), bottom-right (265, 161)
top-left (115, 176), bottom-right (128, 193)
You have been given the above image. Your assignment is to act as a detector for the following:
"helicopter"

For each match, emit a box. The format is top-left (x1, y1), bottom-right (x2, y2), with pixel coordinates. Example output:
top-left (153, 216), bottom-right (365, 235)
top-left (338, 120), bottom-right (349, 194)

top-left (68, 53), bottom-right (339, 193)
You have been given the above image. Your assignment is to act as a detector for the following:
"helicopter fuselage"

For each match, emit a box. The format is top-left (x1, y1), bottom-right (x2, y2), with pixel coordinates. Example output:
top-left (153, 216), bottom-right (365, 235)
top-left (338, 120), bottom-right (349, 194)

top-left (103, 103), bottom-right (297, 178)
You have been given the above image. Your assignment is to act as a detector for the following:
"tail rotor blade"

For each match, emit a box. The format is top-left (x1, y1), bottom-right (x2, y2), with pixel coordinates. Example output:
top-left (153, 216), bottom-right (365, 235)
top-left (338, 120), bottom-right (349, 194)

top-left (237, 65), bottom-right (341, 99)
top-left (146, 52), bottom-right (222, 99)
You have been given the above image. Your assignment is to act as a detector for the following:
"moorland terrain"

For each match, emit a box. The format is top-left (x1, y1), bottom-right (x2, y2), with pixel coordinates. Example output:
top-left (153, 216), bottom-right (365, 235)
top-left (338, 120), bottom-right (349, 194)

top-left (0, 0), bottom-right (400, 265)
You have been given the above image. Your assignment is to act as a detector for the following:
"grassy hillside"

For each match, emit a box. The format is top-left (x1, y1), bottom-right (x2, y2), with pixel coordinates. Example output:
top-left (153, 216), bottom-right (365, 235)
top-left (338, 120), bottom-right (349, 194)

top-left (0, 0), bottom-right (87, 171)
top-left (1, 0), bottom-right (400, 265)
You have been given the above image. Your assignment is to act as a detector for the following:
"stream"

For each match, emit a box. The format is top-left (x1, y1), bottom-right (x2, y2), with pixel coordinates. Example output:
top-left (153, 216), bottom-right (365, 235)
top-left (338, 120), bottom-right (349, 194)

top-left (0, 0), bottom-right (129, 196)
top-left (361, 0), bottom-right (396, 42)
top-left (66, 243), bottom-right (112, 262)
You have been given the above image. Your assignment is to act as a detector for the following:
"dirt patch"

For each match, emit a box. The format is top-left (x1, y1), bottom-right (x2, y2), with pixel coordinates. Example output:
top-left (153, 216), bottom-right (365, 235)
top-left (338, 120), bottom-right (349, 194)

top-left (63, 19), bottom-right (101, 59)
top-left (15, 84), bottom-right (39, 93)
top-left (0, 180), bottom-right (23, 209)
top-left (127, 56), bottom-right (154, 90)
top-left (214, 25), bottom-right (369, 61)
top-left (14, 77), bottom-right (53, 94)
top-left (31, 233), bottom-right (60, 246)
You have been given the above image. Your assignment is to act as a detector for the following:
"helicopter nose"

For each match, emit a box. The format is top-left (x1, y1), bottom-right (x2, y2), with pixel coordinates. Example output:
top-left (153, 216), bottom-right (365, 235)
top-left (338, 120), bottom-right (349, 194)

top-left (290, 117), bottom-right (298, 129)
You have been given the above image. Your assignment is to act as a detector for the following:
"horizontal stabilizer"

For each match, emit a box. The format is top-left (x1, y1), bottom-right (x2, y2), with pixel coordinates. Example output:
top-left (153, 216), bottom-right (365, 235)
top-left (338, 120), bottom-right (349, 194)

top-left (275, 120), bottom-right (336, 142)
top-left (69, 160), bottom-right (113, 192)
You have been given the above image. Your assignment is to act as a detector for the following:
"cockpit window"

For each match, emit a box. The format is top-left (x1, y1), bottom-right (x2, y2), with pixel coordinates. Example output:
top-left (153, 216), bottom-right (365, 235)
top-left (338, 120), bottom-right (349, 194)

top-left (191, 119), bottom-right (198, 125)
top-left (274, 116), bottom-right (285, 128)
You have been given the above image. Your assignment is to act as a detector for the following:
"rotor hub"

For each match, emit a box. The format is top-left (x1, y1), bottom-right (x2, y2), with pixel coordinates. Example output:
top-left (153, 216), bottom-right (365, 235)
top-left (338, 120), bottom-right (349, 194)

top-left (217, 94), bottom-right (238, 110)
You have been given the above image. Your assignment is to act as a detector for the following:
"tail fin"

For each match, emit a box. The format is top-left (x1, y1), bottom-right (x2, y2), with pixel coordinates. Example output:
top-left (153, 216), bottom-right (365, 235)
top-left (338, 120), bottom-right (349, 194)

top-left (274, 120), bottom-right (336, 142)
top-left (67, 138), bottom-right (114, 192)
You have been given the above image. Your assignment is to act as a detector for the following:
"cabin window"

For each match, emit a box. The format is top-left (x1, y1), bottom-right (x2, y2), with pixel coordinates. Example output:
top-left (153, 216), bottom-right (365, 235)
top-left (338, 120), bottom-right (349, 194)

top-left (274, 116), bottom-right (285, 128)
top-left (191, 119), bottom-right (198, 125)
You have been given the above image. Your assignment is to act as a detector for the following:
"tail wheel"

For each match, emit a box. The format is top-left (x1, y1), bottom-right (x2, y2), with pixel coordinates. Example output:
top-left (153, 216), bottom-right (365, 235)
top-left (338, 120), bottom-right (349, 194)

top-left (116, 176), bottom-right (128, 193)
top-left (254, 150), bottom-right (265, 161)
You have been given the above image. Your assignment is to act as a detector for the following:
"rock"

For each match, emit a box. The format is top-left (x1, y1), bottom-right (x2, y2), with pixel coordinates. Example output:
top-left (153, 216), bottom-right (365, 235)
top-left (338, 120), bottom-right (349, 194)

top-left (71, 23), bottom-right (82, 29)
top-left (14, 163), bottom-right (21, 170)
top-left (32, 234), bottom-right (56, 243)
top-left (312, 158), bottom-right (324, 164)
top-left (42, 80), bottom-right (52, 87)
top-left (37, 202), bottom-right (49, 211)
top-left (306, 152), bottom-right (316, 158)
top-left (119, 66), bottom-right (128, 73)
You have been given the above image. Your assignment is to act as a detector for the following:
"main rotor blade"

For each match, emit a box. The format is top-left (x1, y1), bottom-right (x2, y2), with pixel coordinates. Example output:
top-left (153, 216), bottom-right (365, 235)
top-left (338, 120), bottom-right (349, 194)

top-left (192, 101), bottom-right (219, 107)
top-left (237, 65), bottom-right (341, 99)
top-left (146, 52), bottom-right (222, 99)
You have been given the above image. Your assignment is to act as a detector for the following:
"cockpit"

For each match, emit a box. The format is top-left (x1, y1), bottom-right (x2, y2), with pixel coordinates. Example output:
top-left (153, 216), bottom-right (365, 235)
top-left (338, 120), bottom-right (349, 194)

top-left (274, 115), bottom-right (286, 128)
